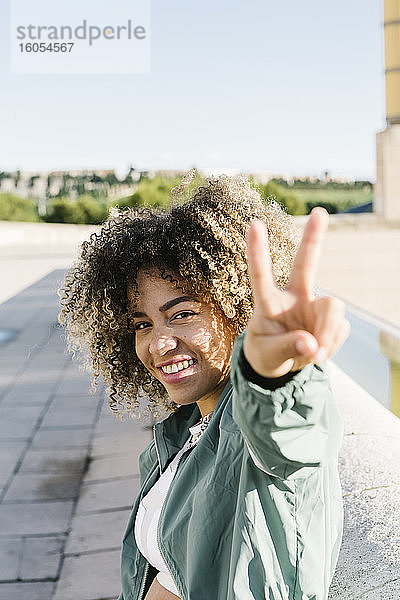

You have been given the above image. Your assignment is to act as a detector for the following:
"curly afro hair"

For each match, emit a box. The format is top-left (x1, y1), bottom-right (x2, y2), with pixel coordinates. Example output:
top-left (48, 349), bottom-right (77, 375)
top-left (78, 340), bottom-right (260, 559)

top-left (58, 172), bottom-right (299, 419)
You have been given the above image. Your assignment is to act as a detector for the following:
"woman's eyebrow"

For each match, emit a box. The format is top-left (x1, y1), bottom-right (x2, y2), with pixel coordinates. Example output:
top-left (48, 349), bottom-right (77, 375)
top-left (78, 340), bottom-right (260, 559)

top-left (131, 296), bottom-right (200, 318)
top-left (159, 296), bottom-right (200, 312)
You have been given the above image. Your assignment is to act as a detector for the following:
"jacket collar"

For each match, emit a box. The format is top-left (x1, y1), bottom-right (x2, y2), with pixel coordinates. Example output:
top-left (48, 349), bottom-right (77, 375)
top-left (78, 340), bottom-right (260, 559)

top-left (154, 378), bottom-right (233, 473)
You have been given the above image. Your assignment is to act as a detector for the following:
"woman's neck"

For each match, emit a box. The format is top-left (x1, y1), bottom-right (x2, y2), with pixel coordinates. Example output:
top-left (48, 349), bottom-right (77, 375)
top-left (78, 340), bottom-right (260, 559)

top-left (196, 374), bottom-right (230, 417)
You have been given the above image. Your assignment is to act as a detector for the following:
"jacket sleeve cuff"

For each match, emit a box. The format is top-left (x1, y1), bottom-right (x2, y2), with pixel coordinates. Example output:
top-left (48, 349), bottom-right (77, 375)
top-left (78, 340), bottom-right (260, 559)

top-left (238, 346), bottom-right (301, 390)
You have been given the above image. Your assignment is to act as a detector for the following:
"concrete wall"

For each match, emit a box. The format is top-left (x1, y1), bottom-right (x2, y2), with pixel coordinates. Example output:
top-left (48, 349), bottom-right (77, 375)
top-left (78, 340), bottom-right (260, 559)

top-left (328, 363), bottom-right (400, 599)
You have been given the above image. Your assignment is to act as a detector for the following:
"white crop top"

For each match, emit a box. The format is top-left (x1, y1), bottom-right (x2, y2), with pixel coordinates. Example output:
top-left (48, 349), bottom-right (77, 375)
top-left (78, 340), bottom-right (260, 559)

top-left (134, 414), bottom-right (213, 596)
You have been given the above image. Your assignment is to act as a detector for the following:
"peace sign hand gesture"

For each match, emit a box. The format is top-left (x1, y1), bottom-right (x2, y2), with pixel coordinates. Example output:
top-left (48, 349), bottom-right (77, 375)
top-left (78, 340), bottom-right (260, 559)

top-left (243, 208), bottom-right (350, 379)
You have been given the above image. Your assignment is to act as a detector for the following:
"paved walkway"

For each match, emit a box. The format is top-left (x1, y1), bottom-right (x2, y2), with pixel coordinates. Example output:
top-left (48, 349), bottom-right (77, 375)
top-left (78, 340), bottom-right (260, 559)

top-left (0, 270), bottom-right (151, 600)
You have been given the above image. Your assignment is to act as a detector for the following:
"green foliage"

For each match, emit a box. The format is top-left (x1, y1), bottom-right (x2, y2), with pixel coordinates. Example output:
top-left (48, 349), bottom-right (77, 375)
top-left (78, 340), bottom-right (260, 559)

top-left (261, 181), bottom-right (306, 216)
top-left (0, 193), bottom-right (39, 222)
top-left (270, 177), bottom-right (373, 191)
top-left (294, 188), bottom-right (373, 213)
top-left (260, 180), bottom-right (373, 216)
top-left (76, 196), bottom-right (108, 223)
top-left (110, 174), bottom-right (186, 210)
top-left (0, 172), bottom-right (374, 225)
top-left (44, 195), bottom-right (108, 224)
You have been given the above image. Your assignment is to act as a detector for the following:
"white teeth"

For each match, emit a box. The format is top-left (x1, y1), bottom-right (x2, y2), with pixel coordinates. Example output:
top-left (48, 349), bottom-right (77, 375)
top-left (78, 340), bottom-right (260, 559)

top-left (161, 358), bottom-right (195, 374)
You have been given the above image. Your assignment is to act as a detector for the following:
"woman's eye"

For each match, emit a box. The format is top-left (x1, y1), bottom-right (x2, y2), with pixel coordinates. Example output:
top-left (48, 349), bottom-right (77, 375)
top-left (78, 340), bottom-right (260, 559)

top-left (172, 311), bottom-right (194, 321)
top-left (133, 322), bottom-right (150, 331)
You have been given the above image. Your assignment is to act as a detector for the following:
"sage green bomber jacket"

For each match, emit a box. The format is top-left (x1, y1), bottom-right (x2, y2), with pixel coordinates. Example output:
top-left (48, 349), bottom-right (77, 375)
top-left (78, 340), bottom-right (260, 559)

top-left (118, 331), bottom-right (344, 600)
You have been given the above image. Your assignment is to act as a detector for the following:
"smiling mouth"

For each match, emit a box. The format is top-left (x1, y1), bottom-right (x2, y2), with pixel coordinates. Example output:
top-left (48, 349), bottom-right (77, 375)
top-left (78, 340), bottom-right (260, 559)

top-left (159, 358), bottom-right (196, 374)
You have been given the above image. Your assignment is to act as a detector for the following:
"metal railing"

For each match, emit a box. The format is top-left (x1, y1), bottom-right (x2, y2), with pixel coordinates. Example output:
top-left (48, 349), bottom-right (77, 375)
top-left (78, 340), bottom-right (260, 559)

top-left (320, 291), bottom-right (400, 418)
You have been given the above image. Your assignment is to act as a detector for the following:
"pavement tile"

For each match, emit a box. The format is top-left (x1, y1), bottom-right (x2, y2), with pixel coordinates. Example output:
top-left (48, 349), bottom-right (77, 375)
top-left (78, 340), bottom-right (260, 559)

top-left (0, 363), bottom-right (21, 378)
top-left (3, 472), bottom-right (82, 502)
top-left (0, 441), bottom-right (27, 486)
top-left (32, 427), bottom-right (92, 448)
top-left (60, 361), bottom-right (93, 376)
top-left (0, 345), bottom-right (23, 360)
top-left (85, 455), bottom-right (140, 482)
top-left (29, 342), bottom-right (68, 355)
top-left (15, 325), bottom-right (51, 341)
top-left (94, 414), bottom-right (150, 436)
top-left (91, 430), bottom-right (151, 458)
top-left (52, 549), bottom-right (120, 600)
top-left (56, 375), bottom-right (100, 398)
top-left (65, 509), bottom-right (131, 554)
top-left (0, 352), bottom-right (20, 367)
top-left (0, 388), bottom-right (10, 403)
top-left (1, 380), bottom-right (57, 398)
top-left (57, 367), bottom-right (93, 381)
top-left (0, 439), bottom-right (27, 453)
top-left (0, 405), bottom-right (43, 440)
top-left (20, 536), bottom-right (65, 580)
top-left (0, 538), bottom-right (21, 581)
top-left (0, 581), bottom-right (55, 600)
top-left (0, 373), bottom-right (17, 396)
top-left (38, 361), bottom-right (69, 374)
top-left (50, 395), bottom-right (99, 409)
top-left (1, 390), bottom-right (51, 406)
top-left (0, 376), bottom-right (17, 400)
top-left (28, 349), bottom-right (69, 363)
top-left (0, 501), bottom-right (73, 535)
top-left (23, 363), bottom-right (67, 378)
top-left (0, 305), bottom-right (25, 321)
top-left (16, 367), bottom-right (62, 386)
top-left (40, 406), bottom-right (98, 428)
top-left (18, 448), bottom-right (87, 473)
top-left (0, 467), bottom-right (14, 489)
top-left (76, 477), bottom-right (140, 514)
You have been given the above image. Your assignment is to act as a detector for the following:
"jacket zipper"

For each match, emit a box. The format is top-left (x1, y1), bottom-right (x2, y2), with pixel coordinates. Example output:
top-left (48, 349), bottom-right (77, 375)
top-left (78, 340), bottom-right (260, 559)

top-left (153, 424), bottom-right (162, 473)
top-left (138, 561), bottom-right (150, 600)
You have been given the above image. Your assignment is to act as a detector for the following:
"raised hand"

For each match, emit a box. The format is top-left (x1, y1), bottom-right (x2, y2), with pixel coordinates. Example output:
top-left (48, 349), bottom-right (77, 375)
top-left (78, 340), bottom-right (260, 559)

top-left (243, 208), bottom-right (350, 379)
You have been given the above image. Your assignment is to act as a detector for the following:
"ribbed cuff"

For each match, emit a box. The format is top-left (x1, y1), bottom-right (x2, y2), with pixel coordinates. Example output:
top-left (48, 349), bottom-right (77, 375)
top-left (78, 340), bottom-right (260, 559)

top-left (238, 347), bottom-right (300, 391)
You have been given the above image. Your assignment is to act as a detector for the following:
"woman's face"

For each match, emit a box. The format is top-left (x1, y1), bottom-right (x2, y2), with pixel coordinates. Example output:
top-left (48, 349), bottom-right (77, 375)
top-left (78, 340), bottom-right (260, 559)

top-left (128, 268), bottom-right (234, 415)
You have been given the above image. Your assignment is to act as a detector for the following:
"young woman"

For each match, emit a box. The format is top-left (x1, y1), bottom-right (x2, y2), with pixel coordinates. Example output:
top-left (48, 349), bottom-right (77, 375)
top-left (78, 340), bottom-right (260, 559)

top-left (59, 174), bottom-right (349, 600)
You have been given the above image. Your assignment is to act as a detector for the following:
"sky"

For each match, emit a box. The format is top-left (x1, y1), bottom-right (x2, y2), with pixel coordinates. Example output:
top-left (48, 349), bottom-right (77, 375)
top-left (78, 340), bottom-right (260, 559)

top-left (0, 0), bottom-right (385, 180)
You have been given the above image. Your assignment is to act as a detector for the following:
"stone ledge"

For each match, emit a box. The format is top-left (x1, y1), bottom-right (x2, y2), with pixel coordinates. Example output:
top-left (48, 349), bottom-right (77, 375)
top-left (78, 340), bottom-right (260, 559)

top-left (328, 362), bottom-right (400, 599)
top-left (0, 221), bottom-right (96, 248)
top-left (295, 213), bottom-right (400, 230)
top-left (1, 214), bottom-right (399, 251)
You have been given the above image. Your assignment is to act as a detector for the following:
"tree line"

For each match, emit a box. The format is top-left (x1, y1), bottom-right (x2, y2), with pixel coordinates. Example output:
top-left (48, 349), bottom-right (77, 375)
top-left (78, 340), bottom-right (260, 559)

top-left (0, 172), bottom-right (373, 223)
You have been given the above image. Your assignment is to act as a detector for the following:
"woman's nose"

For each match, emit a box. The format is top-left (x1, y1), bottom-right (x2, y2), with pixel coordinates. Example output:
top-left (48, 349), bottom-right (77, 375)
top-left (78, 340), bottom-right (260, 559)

top-left (149, 329), bottom-right (178, 356)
